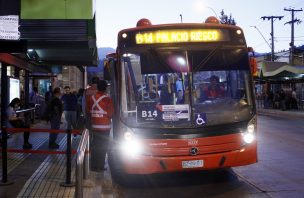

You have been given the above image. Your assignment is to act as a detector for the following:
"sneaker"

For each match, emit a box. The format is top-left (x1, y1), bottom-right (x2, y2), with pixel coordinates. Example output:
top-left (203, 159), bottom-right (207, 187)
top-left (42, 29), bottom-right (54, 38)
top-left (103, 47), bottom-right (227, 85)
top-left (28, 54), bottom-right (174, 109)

top-left (48, 143), bottom-right (59, 149)
top-left (23, 143), bottom-right (32, 149)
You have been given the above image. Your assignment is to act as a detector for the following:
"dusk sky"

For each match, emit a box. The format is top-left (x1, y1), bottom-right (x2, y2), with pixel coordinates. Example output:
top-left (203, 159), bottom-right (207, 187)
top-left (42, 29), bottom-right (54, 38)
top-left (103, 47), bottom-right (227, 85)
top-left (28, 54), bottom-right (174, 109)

top-left (96, 0), bottom-right (303, 53)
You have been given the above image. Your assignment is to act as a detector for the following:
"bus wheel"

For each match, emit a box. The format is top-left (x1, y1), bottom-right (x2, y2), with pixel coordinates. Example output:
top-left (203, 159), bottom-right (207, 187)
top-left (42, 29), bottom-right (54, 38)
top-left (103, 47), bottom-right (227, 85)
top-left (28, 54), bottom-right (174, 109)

top-left (108, 150), bottom-right (137, 186)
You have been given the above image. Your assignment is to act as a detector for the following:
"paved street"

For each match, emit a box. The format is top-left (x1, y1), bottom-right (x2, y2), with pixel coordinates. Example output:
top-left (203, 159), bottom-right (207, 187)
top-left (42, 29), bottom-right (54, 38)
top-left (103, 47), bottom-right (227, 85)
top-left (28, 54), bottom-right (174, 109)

top-left (111, 113), bottom-right (304, 198)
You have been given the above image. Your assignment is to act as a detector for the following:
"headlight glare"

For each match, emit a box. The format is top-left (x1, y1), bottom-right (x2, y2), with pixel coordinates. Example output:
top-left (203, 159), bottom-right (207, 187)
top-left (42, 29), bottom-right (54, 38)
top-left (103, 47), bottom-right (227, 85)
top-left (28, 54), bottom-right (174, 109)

top-left (121, 139), bottom-right (143, 156)
top-left (124, 131), bottom-right (133, 141)
top-left (243, 133), bottom-right (255, 144)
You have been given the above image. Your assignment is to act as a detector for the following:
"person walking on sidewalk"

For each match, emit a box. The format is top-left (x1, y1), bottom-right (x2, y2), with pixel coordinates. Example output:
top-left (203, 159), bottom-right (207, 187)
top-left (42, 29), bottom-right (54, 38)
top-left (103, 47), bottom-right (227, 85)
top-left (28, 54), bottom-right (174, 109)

top-left (61, 86), bottom-right (78, 130)
top-left (48, 87), bottom-right (63, 149)
top-left (87, 80), bottom-right (114, 172)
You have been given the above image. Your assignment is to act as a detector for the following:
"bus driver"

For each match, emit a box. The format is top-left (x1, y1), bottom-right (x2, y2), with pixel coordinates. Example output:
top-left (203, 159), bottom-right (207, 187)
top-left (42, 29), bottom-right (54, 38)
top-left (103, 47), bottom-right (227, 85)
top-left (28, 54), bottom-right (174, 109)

top-left (204, 75), bottom-right (225, 99)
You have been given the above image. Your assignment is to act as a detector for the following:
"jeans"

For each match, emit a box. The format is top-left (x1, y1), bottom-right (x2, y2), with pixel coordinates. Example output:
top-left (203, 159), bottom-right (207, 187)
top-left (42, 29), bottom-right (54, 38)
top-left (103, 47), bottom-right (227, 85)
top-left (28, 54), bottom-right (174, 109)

top-left (49, 115), bottom-right (61, 144)
top-left (64, 111), bottom-right (77, 130)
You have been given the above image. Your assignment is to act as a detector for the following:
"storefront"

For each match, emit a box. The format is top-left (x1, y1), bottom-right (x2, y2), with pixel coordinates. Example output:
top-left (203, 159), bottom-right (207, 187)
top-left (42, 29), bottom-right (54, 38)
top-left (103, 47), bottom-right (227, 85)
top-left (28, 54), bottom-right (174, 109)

top-left (255, 61), bottom-right (304, 110)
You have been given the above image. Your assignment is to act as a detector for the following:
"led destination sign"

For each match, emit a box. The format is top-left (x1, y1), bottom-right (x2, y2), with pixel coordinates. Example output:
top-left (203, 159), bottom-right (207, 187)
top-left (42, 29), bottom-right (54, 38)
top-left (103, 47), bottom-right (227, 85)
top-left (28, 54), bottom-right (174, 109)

top-left (135, 29), bottom-right (227, 44)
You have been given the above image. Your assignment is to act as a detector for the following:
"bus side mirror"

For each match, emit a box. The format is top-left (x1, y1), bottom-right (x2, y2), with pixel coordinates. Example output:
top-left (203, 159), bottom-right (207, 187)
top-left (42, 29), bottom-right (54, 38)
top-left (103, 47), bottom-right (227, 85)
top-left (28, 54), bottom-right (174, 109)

top-left (103, 60), bottom-right (111, 81)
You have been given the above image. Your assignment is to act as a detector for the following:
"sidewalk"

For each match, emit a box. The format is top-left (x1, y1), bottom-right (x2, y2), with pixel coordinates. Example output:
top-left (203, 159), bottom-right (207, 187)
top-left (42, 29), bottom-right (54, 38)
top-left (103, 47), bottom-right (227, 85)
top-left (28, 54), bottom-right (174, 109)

top-left (1, 119), bottom-right (116, 198)
top-left (257, 108), bottom-right (304, 119)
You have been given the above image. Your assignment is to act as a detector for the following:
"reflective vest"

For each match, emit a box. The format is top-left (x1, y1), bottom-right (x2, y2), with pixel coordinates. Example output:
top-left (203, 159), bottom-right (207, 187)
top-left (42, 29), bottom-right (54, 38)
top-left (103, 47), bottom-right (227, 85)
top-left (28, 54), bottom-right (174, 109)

top-left (88, 92), bottom-right (113, 131)
top-left (83, 84), bottom-right (97, 114)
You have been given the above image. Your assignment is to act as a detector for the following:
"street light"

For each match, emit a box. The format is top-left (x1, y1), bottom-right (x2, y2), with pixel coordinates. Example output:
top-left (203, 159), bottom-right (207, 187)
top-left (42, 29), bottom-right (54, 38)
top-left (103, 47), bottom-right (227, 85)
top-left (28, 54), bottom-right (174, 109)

top-left (250, 26), bottom-right (272, 51)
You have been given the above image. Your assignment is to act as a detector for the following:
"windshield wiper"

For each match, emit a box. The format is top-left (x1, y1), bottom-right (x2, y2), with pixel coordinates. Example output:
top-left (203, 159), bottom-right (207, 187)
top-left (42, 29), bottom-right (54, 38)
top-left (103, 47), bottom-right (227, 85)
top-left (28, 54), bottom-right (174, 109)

top-left (192, 45), bottom-right (222, 72)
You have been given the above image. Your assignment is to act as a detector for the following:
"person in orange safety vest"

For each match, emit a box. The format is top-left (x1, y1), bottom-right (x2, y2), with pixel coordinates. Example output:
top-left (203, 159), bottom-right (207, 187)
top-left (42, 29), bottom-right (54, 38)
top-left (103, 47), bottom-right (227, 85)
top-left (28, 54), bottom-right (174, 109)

top-left (87, 80), bottom-right (114, 172)
top-left (82, 77), bottom-right (99, 129)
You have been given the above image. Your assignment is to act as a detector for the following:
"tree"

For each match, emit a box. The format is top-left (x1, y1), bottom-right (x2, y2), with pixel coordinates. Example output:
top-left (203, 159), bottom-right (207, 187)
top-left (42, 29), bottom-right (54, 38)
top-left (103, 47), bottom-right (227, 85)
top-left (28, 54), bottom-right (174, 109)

top-left (220, 9), bottom-right (236, 25)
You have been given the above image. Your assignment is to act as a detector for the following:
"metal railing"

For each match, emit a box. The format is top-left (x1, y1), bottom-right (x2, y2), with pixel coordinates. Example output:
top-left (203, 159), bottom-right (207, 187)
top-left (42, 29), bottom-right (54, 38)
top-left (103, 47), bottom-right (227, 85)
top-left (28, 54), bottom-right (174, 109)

top-left (16, 107), bottom-right (36, 123)
top-left (75, 129), bottom-right (90, 198)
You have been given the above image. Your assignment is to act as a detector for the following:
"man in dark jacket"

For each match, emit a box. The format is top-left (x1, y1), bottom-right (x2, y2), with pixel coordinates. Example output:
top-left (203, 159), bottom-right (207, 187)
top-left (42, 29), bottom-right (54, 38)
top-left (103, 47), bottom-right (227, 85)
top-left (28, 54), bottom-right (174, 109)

top-left (61, 86), bottom-right (78, 130)
top-left (49, 87), bottom-right (63, 149)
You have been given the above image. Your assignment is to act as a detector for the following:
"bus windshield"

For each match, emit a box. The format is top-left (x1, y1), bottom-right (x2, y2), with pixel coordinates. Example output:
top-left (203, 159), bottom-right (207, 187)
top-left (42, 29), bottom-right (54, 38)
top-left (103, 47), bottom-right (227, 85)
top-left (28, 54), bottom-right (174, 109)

top-left (120, 47), bottom-right (254, 128)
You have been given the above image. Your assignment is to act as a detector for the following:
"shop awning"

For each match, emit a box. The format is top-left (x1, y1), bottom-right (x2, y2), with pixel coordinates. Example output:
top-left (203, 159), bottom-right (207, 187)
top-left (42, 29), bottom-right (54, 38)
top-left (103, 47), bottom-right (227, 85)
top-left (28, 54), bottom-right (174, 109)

top-left (260, 61), bottom-right (304, 79)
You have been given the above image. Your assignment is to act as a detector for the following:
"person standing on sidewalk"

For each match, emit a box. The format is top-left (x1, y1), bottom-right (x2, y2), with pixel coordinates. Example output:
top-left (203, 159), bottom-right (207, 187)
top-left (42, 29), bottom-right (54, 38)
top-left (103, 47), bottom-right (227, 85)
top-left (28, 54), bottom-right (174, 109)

top-left (82, 77), bottom-right (99, 131)
top-left (279, 89), bottom-right (286, 111)
top-left (61, 86), bottom-right (78, 130)
top-left (29, 87), bottom-right (39, 107)
top-left (87, 80), bottom-right (114, 172)
top-left (45, 85), bottom-right (53, 104)
top-left (48, 87), bottom-right (63, 149)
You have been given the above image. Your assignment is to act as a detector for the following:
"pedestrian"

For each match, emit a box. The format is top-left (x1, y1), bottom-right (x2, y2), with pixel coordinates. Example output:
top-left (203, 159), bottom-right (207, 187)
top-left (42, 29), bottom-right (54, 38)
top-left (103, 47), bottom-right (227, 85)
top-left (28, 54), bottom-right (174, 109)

top-left (279, 89), bottom-right (286, 111)
top-left (48, 87), bottom-right (63, 149)
top-left (87, 80), bottom-right (114, 172)
top-left (82, 77), bottom-right (99, 130)
top-left (6, 98), bottom-right (32, 149)
top-left (44, 85), bottom-right (53, 121)
top-left (273, 90), bottom-right (280, 109)
top-left (61, 86), bottom-right (78, 130)
top-left (291, 88), bottom-right (298, 109)
top-left (45, 85), bottom-right (53, 105)
top-left (29, 87), bottom-right (39, 107)
top-left (76, 88), bottom-right (85, 129)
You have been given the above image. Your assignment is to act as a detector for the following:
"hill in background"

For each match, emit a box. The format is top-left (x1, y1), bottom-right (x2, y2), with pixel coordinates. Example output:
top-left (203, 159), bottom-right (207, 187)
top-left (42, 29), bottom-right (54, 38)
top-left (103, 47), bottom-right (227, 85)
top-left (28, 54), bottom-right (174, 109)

top-left (87, 47), bottom-right (115, 79)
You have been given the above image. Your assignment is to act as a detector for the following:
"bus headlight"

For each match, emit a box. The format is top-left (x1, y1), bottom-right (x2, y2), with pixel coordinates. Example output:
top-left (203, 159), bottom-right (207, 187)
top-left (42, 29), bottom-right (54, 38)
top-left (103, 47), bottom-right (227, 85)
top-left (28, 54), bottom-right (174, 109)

top-left (120, 128), bottom-right (143, 156)
top-left (243, 132), bottom-right (255, 144)
top-left (242, 116), bottom-right (256, 144)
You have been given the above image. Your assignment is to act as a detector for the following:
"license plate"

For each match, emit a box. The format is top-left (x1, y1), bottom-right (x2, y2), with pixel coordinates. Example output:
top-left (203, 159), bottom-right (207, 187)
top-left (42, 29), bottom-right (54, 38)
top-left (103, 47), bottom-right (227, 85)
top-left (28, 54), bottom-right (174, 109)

top-left (182, 160), bottom-right (204, 168)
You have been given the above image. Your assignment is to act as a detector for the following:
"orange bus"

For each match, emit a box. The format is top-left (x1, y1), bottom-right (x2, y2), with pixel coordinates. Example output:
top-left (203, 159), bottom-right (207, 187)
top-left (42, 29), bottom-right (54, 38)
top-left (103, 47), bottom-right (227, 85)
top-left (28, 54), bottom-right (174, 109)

top-left (104, 16), bottom-right (257, 184)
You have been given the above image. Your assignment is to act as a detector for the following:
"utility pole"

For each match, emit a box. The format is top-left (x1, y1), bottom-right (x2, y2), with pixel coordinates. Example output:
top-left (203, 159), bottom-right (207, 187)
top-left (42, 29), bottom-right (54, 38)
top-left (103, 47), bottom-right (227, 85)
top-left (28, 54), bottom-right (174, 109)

top-left (284, 8), bottom-right (303, 65)
top-left (261, 16), bottom-right (284, 61)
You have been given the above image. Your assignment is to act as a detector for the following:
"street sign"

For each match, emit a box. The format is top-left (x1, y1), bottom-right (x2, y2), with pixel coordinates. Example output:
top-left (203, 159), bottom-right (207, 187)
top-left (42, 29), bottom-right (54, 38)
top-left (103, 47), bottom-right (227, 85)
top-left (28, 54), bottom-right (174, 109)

top-left (0, 15), bottom-right (20, 40)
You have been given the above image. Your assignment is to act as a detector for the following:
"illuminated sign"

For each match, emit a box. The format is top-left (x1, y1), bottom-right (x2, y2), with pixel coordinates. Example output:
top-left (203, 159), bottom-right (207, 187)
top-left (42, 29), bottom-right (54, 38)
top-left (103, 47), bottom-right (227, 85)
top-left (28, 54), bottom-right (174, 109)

top-left (135, 29), bottom-right (225, 44)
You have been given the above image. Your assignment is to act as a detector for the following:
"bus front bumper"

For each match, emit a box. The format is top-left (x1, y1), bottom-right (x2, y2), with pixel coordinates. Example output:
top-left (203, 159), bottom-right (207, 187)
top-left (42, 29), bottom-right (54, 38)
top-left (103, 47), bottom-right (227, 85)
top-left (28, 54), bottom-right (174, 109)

top-left (119, 143), bottom-right (257, 174)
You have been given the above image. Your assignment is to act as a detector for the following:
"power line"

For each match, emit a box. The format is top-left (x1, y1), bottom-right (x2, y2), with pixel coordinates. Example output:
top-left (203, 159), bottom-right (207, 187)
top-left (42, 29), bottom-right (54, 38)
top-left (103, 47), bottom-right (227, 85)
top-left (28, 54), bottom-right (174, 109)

top-left (276, 36), bottom-right (304, 38)
top-left (250, 26), bottom-right (272, 50)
